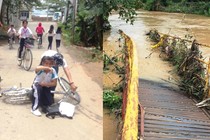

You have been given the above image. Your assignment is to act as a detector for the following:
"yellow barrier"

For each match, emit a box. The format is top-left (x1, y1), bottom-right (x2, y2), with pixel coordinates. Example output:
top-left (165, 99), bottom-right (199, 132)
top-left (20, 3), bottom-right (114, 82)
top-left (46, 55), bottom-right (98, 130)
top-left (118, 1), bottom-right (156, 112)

top-left (151, 34), bottom-right (168, 49)
top-left (119, 30), bottom-right (139, 140)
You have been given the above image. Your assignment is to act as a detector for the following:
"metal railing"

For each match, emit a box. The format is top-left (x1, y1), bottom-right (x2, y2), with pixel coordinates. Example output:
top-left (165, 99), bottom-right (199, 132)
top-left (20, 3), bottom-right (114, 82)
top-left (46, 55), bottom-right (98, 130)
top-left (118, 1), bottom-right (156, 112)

top-left (119, 30), bottom-right (141, 140)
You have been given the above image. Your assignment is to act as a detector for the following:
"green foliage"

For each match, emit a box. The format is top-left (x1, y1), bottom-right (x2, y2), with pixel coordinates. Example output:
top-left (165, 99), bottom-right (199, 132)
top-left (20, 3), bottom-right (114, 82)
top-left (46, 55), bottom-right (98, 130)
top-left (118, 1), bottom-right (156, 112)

top-left (103, 90), bottom-right (122, 110)
top-left (140, 0), bottom-right (168, 11)
top-left (144, 0), bottom-right (156, 10)
top-left (138, 0), bottom-right (210, 16)
top-left (103, 0), bottom-right (138, 24)
top-left (1, 0), bottom-right (41, 24)
top-left (61, 0), bottom-right (139, 49)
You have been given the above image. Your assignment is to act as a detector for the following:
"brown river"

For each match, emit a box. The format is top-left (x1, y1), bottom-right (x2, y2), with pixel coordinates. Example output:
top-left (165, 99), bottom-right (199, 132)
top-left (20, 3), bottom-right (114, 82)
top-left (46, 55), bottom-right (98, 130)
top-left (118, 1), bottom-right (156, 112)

top-left (103, 10), bottom-right (210, 140)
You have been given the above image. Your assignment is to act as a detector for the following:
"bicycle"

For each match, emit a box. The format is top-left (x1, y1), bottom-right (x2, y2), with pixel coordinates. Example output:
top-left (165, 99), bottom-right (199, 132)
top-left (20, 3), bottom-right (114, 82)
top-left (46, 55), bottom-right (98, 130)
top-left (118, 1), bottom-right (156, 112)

top-left (1, 86), bottom-right (33, 105)
top-left (8, 36), bottom-right (14, 49)
top-left (52, 77), bottom-right (80, 105)
top-left (1, 77), bottom-right (80, 106)
top-left (17, 38), bottom-right (34, 71)
top-left (37, 36), bottom-right (42, 49)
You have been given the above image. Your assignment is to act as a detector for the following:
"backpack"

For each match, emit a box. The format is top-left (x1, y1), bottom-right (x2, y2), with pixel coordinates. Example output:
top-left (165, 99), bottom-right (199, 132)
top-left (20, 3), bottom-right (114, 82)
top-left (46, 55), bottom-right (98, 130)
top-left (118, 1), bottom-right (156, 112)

top-left (36, 26), bottom-right (43, 34)
top-left (45, 102), bottom-right (75, 119)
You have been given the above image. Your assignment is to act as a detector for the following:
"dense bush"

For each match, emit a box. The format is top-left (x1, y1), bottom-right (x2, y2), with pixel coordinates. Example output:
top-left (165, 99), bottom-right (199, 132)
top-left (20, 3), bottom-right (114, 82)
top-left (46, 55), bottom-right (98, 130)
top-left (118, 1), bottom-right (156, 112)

top-left (137, 0), bottom-right (210, 16)
top-left (103, 90), bottom-right (122, 110)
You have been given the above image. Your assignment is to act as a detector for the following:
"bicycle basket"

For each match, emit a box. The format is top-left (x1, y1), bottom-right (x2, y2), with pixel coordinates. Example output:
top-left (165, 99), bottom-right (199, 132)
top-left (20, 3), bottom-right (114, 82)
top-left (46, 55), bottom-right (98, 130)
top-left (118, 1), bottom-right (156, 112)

top-left (25, 38), bottom-right (34, 48)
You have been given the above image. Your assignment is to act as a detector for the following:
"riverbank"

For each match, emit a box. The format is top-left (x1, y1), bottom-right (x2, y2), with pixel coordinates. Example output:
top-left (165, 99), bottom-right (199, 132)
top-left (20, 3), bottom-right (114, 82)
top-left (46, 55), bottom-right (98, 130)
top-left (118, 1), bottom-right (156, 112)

top-left (137, 2), bottom-right (210, 17)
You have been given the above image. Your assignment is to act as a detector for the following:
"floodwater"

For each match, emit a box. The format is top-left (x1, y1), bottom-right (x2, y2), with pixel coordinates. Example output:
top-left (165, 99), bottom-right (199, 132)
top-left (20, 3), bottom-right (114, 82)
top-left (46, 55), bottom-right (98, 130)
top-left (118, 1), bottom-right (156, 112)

top-left (103, 109), bottom-right (119, 140)
top-left (103, 10), bottom-right (210, 140)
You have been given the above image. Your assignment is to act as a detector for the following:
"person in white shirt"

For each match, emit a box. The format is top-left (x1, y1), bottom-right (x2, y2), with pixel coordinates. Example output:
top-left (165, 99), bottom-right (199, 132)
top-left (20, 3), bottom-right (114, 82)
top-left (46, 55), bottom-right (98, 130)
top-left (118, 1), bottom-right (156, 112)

top-left (7, 24), bottom-right (16, 43)
top-left (18, 20), bottom-right (35, 60)
top-left (31, 56), bottom-right (58, 116)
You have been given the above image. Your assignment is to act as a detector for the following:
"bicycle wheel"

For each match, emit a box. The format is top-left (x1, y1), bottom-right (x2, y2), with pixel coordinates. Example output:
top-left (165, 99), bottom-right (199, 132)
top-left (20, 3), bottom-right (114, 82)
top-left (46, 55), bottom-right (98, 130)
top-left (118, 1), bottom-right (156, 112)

top-left (3, 95), bottom-right (32, 105)
top-left (66, 91), bottom-right (80, 105)
top-left (17, 47), bottom-right (22, 66)
top-left (9, 38), bottom-right (13, 49)
top-left (23, 48), bottom-right (33, 71)
top-left (58, 77), bottom-right (81, 105)
top-left (2, 88), bottom-right (32, 97)
top-left (37, 38), bottom-right (41, 49)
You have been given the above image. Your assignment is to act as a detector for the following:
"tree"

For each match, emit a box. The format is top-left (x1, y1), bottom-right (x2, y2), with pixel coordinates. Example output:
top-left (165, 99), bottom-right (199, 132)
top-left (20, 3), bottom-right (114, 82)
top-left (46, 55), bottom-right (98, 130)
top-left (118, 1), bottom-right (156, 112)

top-left (13, 0), bottom-right (138, 51)
top-left (103, 0), bottom-right (138, 24)
top-left (0, 0), bottom-right (40, 25)
top-left (71, 0), bottom-right (138, 50)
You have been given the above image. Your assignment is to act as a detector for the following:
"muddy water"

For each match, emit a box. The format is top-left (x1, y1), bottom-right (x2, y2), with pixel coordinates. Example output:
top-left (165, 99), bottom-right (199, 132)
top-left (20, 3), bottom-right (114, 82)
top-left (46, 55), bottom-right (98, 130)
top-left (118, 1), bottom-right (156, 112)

top-left (104, 10), bottom-right (210, 139)
top-left (103, 109), bottom-right (119, 140)
top-left (107, 11), bottom-right (210, 81)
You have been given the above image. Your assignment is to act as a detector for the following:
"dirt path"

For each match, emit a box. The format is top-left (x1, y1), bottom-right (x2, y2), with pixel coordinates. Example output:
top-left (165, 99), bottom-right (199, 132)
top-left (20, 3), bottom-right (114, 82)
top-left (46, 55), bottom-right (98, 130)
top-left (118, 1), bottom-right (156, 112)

top-left (0, 21), bottom-right (102, 140)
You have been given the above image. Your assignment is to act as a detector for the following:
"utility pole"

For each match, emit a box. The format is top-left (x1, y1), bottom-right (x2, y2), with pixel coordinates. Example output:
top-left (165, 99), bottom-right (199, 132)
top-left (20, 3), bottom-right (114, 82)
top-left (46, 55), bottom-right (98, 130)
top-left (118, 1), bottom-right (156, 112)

top-left (0, 0), bottom-right (3, 14)
top-left (72, 0), bottom-right (75, 43)
top-left (47, 0), bottom-right (49, 21)
top-left (72, 0), bottom-right (77, 43)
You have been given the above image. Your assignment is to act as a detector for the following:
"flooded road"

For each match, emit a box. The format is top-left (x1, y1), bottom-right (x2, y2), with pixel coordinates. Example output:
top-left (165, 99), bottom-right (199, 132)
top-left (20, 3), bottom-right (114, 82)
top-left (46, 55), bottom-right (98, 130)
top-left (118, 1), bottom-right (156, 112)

top-left (104, 10), bottom-right (210, 139)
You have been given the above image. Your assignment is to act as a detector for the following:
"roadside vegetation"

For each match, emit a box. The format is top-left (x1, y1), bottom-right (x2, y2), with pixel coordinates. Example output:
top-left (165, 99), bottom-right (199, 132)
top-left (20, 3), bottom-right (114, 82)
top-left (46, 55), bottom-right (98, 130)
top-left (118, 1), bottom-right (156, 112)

top-left (103, 45), bottom-right (126, 113)
top-left (103, 37), bottom-right (127, 137)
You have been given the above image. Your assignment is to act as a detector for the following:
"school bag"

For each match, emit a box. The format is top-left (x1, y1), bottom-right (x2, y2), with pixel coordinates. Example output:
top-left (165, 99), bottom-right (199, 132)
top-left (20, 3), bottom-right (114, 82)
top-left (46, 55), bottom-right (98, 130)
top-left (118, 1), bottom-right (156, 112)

top-left (45, 102), bottom-right (75, 119)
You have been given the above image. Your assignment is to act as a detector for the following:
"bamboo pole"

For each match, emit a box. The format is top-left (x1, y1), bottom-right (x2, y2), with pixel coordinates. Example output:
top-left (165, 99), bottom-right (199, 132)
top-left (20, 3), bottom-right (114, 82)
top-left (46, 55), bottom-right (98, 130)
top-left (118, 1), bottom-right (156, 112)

top-left (194, 57), bottom-right (210, 98)
top-left (157, 31), bottom-right (210, 48)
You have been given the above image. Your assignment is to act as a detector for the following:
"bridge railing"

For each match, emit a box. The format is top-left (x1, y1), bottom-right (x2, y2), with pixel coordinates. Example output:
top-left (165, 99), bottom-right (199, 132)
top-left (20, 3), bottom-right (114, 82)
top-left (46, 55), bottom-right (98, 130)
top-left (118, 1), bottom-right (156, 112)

top-left (119, 30), bottom-right (140, 140)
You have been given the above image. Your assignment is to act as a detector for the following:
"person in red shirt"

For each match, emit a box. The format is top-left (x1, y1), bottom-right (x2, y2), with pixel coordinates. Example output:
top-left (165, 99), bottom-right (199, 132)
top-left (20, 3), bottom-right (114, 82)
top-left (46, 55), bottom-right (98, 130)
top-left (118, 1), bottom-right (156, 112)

top-left (35, 22), bottom-right (45, 45)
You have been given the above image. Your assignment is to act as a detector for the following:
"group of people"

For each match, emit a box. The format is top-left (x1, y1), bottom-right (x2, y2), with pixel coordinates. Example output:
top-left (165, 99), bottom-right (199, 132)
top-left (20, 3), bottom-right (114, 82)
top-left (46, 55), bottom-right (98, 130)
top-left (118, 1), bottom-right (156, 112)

top-left (6, 20), bottom-right (77, 117)
top-left (35, 22), bottom-right (62, 50)
top-left (7, 20), bottom-right (62, 59)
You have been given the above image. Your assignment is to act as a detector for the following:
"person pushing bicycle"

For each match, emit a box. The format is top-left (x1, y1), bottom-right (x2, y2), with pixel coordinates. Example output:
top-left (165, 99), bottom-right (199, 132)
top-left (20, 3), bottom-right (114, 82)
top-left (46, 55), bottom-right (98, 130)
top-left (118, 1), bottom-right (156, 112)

top-left (17, 20), bottom-right (36, 60)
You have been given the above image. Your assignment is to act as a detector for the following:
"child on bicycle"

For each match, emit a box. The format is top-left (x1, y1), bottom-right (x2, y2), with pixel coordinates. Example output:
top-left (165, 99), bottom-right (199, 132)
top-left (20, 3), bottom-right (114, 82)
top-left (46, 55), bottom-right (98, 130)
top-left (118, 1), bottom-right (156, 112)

top-left (18, 20), bottom-right (35, 60)
top-left (35, 22), bottom-right (45, 45)
top-left (7, 24), bottom-right (16, 44)
top-left (31, 56), bottom-right (58, 116)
